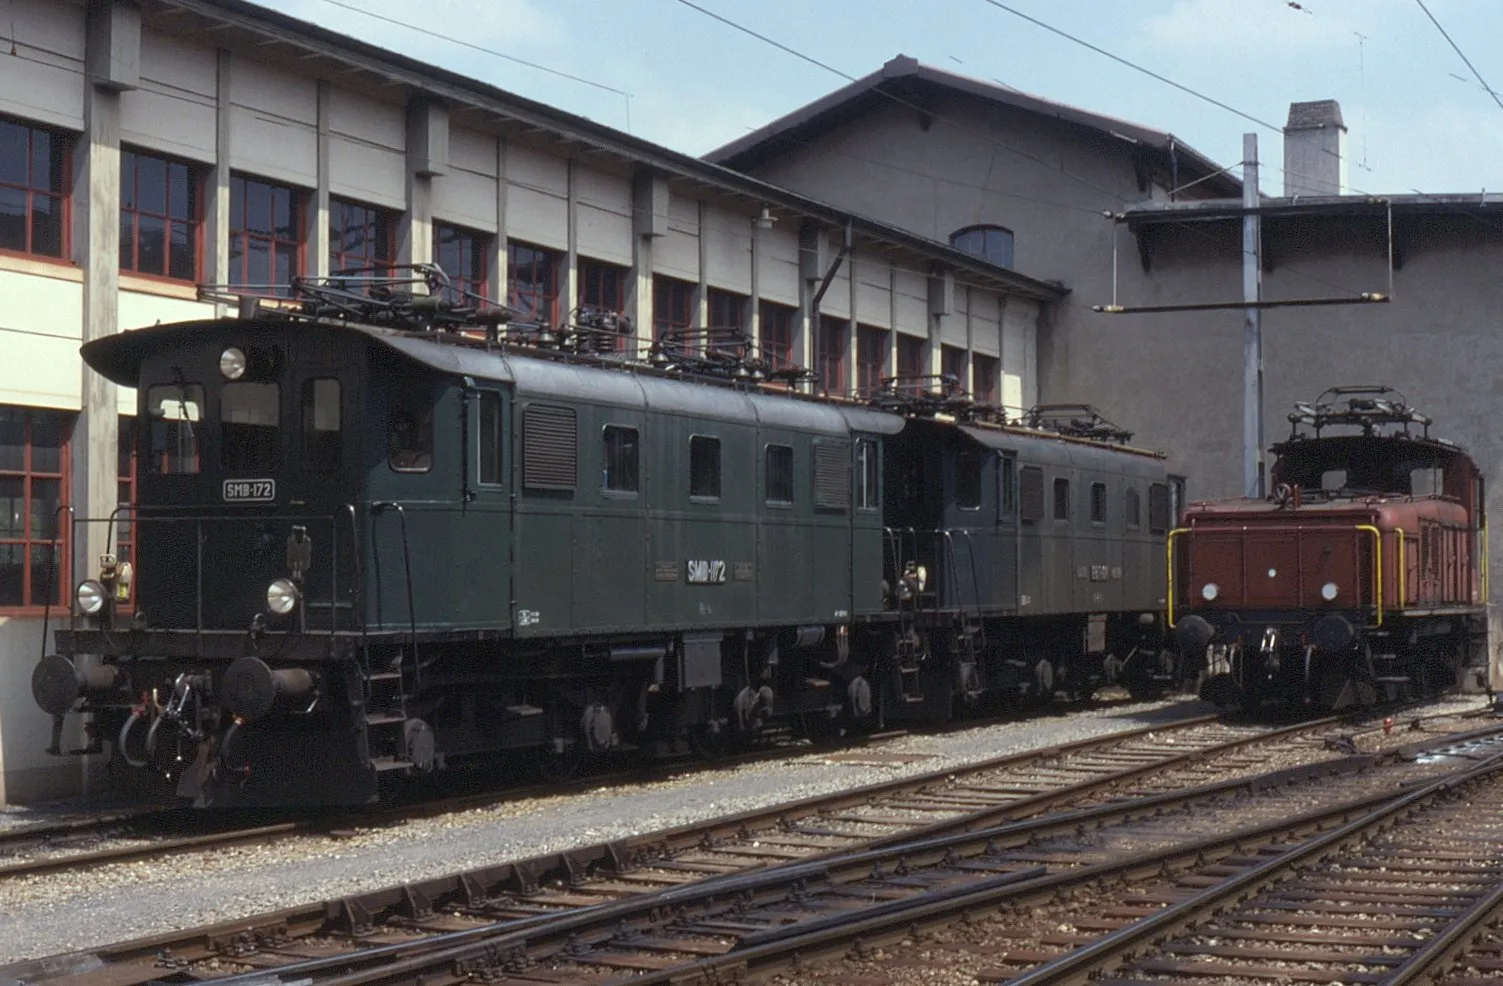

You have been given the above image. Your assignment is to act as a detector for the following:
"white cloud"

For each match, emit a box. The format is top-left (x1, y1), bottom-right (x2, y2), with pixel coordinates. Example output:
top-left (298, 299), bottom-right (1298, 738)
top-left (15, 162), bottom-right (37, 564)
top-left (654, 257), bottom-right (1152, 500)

top-left (1135, 0), bottom-right (1356, 51)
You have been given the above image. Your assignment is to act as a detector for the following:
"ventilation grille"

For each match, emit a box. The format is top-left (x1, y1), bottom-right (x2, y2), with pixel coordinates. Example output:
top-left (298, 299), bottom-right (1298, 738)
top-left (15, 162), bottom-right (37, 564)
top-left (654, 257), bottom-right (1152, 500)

top-left (813, 441), bottom-right (850, 510)
top-left (1020, 466), bottom-right (1044, 522)
top-left (524, 405), bottom-right (577, 491)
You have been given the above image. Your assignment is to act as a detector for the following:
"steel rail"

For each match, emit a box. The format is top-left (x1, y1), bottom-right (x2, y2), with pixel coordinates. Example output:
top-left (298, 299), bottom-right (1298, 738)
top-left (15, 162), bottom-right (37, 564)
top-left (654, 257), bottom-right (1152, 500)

top-left (141, 723), bottom-right (1503, 986)
top-left (588, 731), bottom-right (1503, 986)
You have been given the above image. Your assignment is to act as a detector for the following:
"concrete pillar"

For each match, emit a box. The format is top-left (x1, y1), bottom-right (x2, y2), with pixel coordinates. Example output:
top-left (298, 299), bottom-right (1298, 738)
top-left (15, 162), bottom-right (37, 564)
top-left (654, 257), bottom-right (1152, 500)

top-left (564, 160), bottom-right (578, 325)
top-left (631, 170), bottom-right (666, 350)
top-left (76, 0), bottom-right (131, 582)
top-left (695, 200), bottom-right (709, 336)
top-left (492, 137), bottom-right (508, 304)
top-left (313, 81), bottom-right (331, 277)
top-left (208, 49), bottom-right (231, 309)
top-left (402, 98), bottom-right (446, 270)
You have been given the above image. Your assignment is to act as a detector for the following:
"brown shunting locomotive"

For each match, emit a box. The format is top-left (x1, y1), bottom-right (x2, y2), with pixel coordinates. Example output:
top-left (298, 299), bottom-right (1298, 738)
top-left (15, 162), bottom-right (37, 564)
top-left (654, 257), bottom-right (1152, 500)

top-left (1172, 386), bottom-right (1489, 711)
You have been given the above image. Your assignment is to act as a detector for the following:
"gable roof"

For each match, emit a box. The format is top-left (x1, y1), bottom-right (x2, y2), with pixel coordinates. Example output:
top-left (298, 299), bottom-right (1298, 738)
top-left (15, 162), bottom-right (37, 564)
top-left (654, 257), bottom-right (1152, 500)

top-left (705, 55), bottom-right (1240, 198)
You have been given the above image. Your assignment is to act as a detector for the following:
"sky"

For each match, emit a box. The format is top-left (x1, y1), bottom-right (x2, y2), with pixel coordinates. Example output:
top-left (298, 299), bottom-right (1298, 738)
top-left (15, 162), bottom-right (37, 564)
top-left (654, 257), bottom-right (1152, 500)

top-left (260, 0), bottom-right (1503, 200)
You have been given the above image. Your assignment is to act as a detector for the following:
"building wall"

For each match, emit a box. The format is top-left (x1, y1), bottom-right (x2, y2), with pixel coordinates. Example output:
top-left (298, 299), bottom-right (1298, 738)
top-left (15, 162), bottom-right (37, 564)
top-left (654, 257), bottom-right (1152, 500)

top-left (0, 1), bottom-right (1043, 803)
top-left (733, 92), bottom-right (1173, 420)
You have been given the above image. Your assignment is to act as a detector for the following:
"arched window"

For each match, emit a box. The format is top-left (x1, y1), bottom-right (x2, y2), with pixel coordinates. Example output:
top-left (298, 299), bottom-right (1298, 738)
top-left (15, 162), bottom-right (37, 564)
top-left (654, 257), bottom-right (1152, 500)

top-left (949, 225), bottom-right (1014, 269)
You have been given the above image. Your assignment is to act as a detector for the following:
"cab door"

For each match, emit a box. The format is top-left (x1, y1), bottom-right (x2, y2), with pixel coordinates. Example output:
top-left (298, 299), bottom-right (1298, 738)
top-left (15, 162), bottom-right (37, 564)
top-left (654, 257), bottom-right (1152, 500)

top-left (289, 357), bottom-right (360, 629)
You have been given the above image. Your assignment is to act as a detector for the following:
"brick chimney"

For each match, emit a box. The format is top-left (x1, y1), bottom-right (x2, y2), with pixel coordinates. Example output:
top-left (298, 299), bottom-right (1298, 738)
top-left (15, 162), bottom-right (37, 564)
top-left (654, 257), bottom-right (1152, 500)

top-left (1282, 99), bottom-right (1347, 197)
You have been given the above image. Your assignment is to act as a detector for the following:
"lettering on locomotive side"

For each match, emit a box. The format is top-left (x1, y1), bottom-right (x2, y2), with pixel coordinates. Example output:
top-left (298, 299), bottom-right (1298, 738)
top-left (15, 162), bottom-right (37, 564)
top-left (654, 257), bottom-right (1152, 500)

top-left (686, 559), bottom-right (727, 584)
top-left (223, 479), bottom-right (276, 502)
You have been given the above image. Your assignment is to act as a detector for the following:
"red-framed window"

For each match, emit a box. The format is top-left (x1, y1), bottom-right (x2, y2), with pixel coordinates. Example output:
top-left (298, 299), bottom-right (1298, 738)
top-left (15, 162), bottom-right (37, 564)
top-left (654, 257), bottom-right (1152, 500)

top-left (0, 406), bottom-right (70, 610)
top-left (817, 316), bottom-right (847, 395)
top-left (120, 149), bottom-right (201, 281)
top-left (856, 325), bottom-right (888, 396)
top-left (579, 259), bottom-right (627, 314)
top-left (897, 334), bottom-right (926, 393)
top-left (579, 259), bottom-right (630, 351)
top-left (229, 174), bottom-right (304, 295)
top-left (434, 222), bottom-right (489, 298)
top-left (653, 275), bottom-right (695, 335)
top-left (972, 353), bottom-right (999, 406)
top-left (117, 416), bottom-right (136, 574)
top-left (654, 275), bottom-right (696, 350)
top-left (707, 288), bottom-right (745, 331)
top-left (759, 301), bottom-right (795, 373)
top-left (0, 115), bottom-right (70, 259)
top-left (507, 240), bottom-right (560, 323)
top-left (942, 344), bottom-right (968, 393)
top-left (330, 197), bottom-right (395, 275)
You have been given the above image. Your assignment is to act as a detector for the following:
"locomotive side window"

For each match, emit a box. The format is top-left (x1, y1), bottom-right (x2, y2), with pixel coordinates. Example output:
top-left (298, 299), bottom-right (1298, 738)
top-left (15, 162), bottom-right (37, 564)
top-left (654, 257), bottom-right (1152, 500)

top-left (522, 405), bottom-right (576, 490)
top-left (300, 378), bottom-right (341, 471)
top-left (1052, 478), bottom-right (1070, 521)
top-left (388, 397), bottom-right (433, 474)
top-left (1124, 487), bottom-right (1141, 529)
top-left (856, 438), bottom-right (880, 510)
top-left (1321, 468), bottom-right (1348, 491)
top-left (956, 445), bottom-right (983, 510)
top-left (766, 444), bottom-right (793, 505)
top-left (477, 392), bottom-right (502, 485)
top-left (146, 384), bottom-right (202, 474)
top-left (602, 425), bottom-right (639, 493)
top-left (221, 382), bottom-right (280, 471)
top-left (1148, 482), bottom-right (1170, 534)
top-left (1090, 482), bottom-right (1107, 525)
top-left (1019, 465), bottom-right (1044, 522)
top-left (690, 436), bottom-right (721, 499)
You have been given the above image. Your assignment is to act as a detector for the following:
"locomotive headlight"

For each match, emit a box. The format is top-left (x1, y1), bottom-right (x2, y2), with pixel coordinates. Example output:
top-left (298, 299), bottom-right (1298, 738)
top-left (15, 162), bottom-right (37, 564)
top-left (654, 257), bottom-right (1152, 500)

top-left (75, 579), bottom-right (106, 615)
top-left (1321, 581), bottom-right (1339, 601)
top-left (220, 347), bottom-right (247, 380)
top-left (1201, 582), bottom-right (1219, 602)
top-left (266, 578), bottom-right (299, 615)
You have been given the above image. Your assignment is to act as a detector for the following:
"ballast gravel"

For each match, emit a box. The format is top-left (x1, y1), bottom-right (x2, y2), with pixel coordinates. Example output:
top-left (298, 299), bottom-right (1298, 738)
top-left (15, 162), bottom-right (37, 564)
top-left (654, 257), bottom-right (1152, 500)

top-left (0, 694), bottom-right (1479, 963)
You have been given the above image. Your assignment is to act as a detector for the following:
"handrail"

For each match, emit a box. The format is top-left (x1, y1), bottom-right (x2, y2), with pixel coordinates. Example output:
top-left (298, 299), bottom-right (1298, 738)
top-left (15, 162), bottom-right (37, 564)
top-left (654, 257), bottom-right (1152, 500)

top-left (1484, 521), bottom-right (1490, 601)
top-left (1394, 527), bottom-right (1405, 607)
top-left (1165, 527), bottom-right (1190, 628)
top-left (1356, 523), bottom-right (1382, 626)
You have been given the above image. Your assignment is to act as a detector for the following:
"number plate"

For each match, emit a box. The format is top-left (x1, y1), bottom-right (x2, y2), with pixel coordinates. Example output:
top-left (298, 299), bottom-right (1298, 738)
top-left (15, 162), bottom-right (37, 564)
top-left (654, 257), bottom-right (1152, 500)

top-left (223, 479), bottom-right (276, 502)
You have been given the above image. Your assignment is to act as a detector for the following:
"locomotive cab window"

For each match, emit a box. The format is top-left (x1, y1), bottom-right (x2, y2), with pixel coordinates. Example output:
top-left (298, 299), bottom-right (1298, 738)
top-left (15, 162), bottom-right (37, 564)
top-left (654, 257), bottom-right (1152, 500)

top-left (220, 381), bottom-right (280, 472)
top-left (856, 438), bottom-right (880, 510)
top-left (766, 444), bottom-right (793, 505)
top-left (1090, 482), bottom-right (1107, 525)
top-left (603, 425), bottom-right (639, 494)
top-left (477, 391), bottom-right (502, 486)
top-left (388, 391), bottom-right (433, 474)
top-left (690, 435), bottom-right (721, 499)
top-left (1052, 477), bottom-right (1070, 521)
top-left (1148, 482), bottom-right (1170, 534)
top-left (300, 378), bottom-right (341, 471)
top-left (956, 445), bottom-right (983, 510)
top-left (146, 383), bottom-right (203, 474)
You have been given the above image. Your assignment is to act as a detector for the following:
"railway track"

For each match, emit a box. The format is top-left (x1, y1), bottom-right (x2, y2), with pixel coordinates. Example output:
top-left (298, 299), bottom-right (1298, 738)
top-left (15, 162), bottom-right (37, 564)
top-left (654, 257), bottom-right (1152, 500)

top-left (0, 692), bottom-right (1179, 880)
top-left (3, 705), bottom-right (1493, 984)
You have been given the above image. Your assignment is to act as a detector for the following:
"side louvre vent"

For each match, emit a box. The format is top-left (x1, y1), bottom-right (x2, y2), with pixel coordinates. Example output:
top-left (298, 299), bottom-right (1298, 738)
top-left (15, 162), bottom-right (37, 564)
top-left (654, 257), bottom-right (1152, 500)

top-left (524, 405), bottom-right (577, 491)
top-left (813, 441), bottom-right (850, 510)
top-left (1020, 465), bottom-right (1044, 522)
